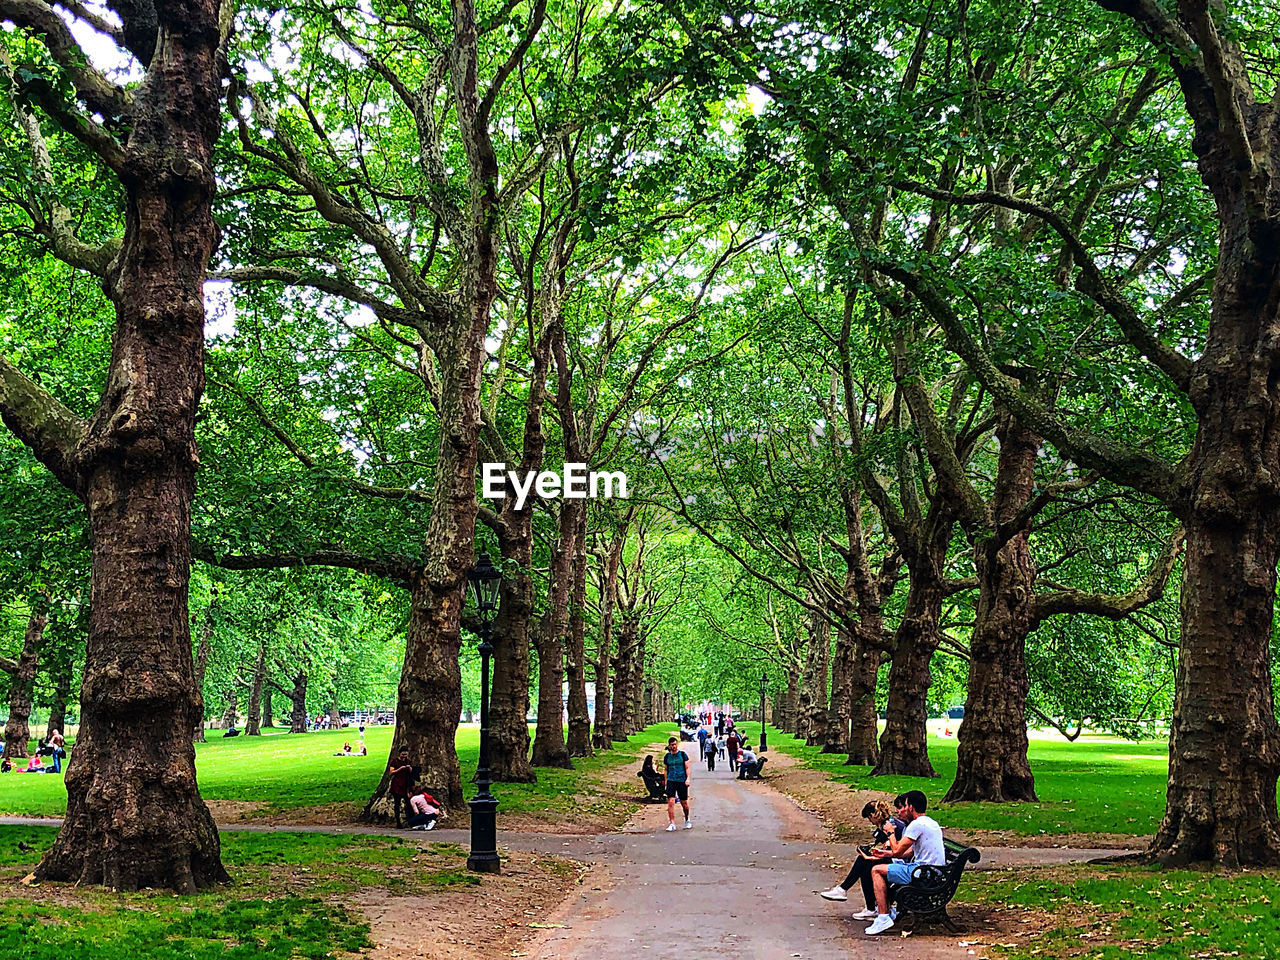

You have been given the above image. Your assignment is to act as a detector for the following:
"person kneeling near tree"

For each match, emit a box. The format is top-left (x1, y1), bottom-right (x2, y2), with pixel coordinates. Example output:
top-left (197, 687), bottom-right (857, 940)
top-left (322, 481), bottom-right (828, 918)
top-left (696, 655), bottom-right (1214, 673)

top-left (406, 787), bottom-right (442, 830)
top-left (864, 790), bottom-right (945, 936)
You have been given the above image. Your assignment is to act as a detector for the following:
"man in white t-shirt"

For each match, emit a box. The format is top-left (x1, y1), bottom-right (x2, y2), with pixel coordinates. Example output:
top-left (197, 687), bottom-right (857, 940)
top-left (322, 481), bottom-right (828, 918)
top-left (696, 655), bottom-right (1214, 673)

top-left (864, 790), bottom-right (944, 936)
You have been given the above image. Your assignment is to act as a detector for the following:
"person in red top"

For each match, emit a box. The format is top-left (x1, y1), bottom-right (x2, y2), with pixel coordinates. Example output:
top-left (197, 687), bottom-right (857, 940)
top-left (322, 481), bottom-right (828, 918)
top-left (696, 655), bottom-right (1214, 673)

top-left (387, 748), bottom-right (415, 826)
top-left (726, 731), bottom-right (741, 773)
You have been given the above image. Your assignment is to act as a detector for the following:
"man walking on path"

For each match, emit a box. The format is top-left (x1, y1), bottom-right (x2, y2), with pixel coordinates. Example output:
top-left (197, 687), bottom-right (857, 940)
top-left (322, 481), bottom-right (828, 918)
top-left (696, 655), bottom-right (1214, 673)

top-left (726, 731), bottom-right (740, 772)
top-left (865, 790), bottom-right (945, 936)
top-left (663, 736), bottom-right (693, 831)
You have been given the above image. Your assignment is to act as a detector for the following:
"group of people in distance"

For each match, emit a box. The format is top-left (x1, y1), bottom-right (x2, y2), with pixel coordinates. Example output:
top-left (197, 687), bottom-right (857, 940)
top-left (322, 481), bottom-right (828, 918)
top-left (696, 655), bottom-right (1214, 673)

top-left (818, 789), bottom-right (945, 936)
top-left (0, 729), bottom-right (66, 775)
top-left (638, 722), bottom-right (768, 832)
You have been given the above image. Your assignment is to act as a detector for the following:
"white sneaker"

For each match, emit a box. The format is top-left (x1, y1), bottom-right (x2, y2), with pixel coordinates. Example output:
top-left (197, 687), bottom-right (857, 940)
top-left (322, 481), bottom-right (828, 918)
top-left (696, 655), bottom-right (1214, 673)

top-left (865, 914), bottom-right (895, 936)
top-left (819, 886), bottom-right (848, 902)
top-left (851, 907), bottom-right (878, 919)
top-left (425, 821), bottom-right (437, 831)
top-left (666, 823), bottom-right (677, 832)
top-left (683, 819), bottom-right (693, 829)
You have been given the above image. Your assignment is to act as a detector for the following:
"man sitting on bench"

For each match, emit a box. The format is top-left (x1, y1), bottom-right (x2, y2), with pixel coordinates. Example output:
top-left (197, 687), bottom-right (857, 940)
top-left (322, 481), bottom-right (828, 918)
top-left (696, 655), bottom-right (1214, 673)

top-left (864, 789), bottom-right (944, 936)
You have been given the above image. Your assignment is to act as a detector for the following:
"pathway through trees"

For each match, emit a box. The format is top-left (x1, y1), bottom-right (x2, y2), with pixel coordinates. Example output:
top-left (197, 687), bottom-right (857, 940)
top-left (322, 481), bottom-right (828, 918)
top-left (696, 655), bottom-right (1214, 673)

top-left (0, 755), bottom-right (1136, 958)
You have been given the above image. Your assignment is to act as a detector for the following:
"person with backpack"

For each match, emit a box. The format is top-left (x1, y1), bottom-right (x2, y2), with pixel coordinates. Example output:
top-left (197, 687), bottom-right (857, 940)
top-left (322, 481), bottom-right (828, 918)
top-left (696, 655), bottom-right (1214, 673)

top-left (662, 736), bottom-right (693, 831)
top-left (703, 731), bottom-right (718, 771)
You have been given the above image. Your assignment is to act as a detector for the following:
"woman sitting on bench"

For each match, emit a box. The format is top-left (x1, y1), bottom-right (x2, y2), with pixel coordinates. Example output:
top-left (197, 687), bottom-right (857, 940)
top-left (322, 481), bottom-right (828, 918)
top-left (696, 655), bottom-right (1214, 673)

top-left (638, 754), bottom-right (666, 800)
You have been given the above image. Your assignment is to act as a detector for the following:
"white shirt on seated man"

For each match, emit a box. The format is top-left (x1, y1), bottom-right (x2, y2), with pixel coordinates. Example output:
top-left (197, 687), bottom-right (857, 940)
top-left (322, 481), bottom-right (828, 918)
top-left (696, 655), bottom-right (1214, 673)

top-left (863, 791), bottom-right (943, 936)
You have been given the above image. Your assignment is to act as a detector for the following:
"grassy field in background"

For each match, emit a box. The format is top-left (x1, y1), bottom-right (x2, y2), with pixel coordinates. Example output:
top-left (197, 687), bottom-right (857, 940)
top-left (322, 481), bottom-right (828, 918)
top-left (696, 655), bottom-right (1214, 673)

top-left (765, 724), bottom-right (1171, 836)
top-left (0, 722), bottom-right (671, 821)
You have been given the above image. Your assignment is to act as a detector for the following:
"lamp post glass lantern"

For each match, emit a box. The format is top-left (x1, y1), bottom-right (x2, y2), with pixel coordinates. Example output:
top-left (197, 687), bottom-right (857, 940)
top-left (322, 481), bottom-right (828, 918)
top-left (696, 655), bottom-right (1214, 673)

top-left (465, 552), bottom-right (502, 873)
top-left (758, 671), bottom-right (768, 753)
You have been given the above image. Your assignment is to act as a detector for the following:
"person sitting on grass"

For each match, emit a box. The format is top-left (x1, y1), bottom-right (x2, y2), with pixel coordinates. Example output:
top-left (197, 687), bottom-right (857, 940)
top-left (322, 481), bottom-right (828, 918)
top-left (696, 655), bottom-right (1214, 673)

top-left (406, 787), bottom-right (442, 830)
top-left (334, 742), bottom-right (353, 756)
top-left (1, 757), bottom-right (11, 773)
top-left (24, 753), bottom-right (44, 773)
top-left (819, 797), bottom-right (907, 916)
top-left (864, 789), bottom-right (945, 936)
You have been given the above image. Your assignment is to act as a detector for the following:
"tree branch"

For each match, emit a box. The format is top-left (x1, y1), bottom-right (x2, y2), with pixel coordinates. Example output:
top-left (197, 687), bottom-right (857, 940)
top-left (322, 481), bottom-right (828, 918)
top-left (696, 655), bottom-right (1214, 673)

top-left (1032, 527), bottom-right (1184, 622)
top-left (0, 354), bottom-right (86, 491)
top-left (192, 542), bottom-right (416, 587)
top-left (872, 261), bottom-right (1183, 507)
top-left (890, 182), bottom-right (1193, 391)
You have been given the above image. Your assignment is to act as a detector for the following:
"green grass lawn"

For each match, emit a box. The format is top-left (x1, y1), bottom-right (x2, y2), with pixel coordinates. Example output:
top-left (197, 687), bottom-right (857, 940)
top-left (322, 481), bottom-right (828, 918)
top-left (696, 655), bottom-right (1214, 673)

top-left (0, 827), bottom-right (494, 959)
top-left (967, 864), bottom-right (1280, 959)
top-left (0, 722), bottom-right (671, 822)
top-left (765, 724), bottom-right (1173, 836)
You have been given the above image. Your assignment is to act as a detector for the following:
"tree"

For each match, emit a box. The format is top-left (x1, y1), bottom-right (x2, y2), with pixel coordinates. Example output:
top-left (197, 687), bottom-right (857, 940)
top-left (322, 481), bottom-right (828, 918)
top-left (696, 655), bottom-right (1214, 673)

top-left (0, 0), bottom-right (229, 889)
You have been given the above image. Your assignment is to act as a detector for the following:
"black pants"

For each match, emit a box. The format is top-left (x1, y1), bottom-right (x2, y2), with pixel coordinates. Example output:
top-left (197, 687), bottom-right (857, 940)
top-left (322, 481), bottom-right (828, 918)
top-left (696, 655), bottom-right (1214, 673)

top-left (737, 761), bottom-right (758, 779)
top-left (705, 753), bottom-right (716, 771)
top-left (728, 753), bottom-right (737, 771)
top-left (391, 793), bottom-right (407, 825)
top-left (842, 856), bottom-right (893, 908)
top-left (406, 812), bottom-right (438, 828)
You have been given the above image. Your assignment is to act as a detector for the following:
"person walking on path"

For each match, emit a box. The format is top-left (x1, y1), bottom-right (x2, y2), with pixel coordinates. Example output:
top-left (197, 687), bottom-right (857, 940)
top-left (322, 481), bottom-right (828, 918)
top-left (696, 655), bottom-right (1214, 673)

top-left (662, 736), bottom-right (693, 831)
top-left (703, 733), bottom-right (717, 772)
top-left (696, 724), bottom-right (709, 756)
top-left (726, 731), bottom-right (741, 772)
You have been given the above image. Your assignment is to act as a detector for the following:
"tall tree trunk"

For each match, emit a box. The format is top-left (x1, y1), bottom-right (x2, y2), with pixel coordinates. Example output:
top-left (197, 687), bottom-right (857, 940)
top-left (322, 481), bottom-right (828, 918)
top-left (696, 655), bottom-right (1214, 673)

top-left (803, 616), bottom-right (830, 747)
top-left (244, 641), bottom-right (267, 737)
top-left (220, 689), bottom-right (239, 730)
top-left (628, 634), bottom-right (647, 733)
top-left (192, 601), bottom-right (214, 743)
top-left (610, 620), bottom-right (635, 741)
top-left (531, 504), bottom-right (575, 768)
top-left (329, 699), bottom-right (341, 729)
top-left (47, 662), bottom-right (72, 742)
top-left (821, 622), bottom-right (853, 753)
top-left (361, 0), bottom-right (500, 818)
top-left (286, 672), bottom-right (308, 734)
top-left (262, 688), bottom-right (273, 729)
top-left (592, 527), bottom-right (625, 748)
top-left (845, 633), bottom-right (881, 766)
top-left (873, 576), bottom-right (943, 778)
top-left (946, 412), bottom-right (1040, 802)
top-left (780, 660), bottom-right (800, 734)
top-left (489, 554), bottom-right (536, 781)
top-left (3, 603), bottom-right (47, 760)
top-left (21, 0), bottom-right (228, 893)
top-left (565, 503), bottom-right (592, 757)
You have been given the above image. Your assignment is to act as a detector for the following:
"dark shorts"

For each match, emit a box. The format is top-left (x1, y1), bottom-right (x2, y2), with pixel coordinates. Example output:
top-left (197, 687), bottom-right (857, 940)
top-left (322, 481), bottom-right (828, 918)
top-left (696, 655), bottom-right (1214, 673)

top-left (665, 780), bottom-right (689, 801)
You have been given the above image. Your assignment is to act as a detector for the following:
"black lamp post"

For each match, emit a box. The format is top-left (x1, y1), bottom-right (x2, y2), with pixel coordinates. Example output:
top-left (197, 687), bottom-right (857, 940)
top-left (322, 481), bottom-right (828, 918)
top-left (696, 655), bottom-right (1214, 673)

top-left (758, 670), bottom-right (768, 753)
top-left (466, 552), bottom-right (502, 873)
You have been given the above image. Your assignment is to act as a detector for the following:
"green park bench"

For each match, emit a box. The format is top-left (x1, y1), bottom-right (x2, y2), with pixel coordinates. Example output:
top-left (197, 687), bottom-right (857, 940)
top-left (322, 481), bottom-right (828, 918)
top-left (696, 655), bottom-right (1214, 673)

top-left (888, 837), bottom-right (981, 932)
